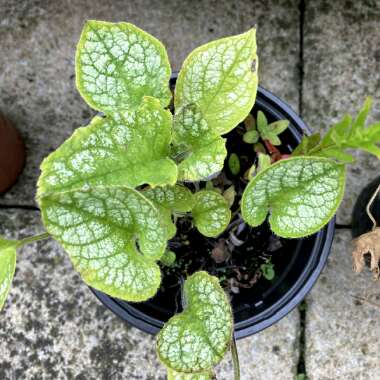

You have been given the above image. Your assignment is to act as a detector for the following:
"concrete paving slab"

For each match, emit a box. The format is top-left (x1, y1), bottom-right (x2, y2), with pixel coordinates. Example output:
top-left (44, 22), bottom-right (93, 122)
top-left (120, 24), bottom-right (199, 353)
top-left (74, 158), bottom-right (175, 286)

top-left (0, 209), bottom-right (167, 379)
top-left (0, 0), bottom-right (300, 205)
top-left (217, 310), bottom-right (300, 380)
top-left (0, 207), bottom-right (300, 379)
top-left (302, 1), bottom-right (380, 225)
top-left (303, 5), bottom-right (380, 378)
top-left (305, 230), bottom-right (380, 380)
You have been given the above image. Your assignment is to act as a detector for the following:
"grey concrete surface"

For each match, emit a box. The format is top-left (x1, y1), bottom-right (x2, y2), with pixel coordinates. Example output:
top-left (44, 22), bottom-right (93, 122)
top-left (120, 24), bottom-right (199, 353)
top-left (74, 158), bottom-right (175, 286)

top-left (216, 311), bottom-right (300, 379)
top-left (0, 210), bottom-right (167, 380)
top-left (305, 230), bottom-right (380, 380)
top-left (0, 0), bottom-right (300, 206)
top-left (302, 0), bottom-right (380, 225)
top-left (0, 209), bottom-right (300, 380)
top-left (1, 0), bottom-right (380, 379)
top-left (302, 2), bottom-right (380, 379)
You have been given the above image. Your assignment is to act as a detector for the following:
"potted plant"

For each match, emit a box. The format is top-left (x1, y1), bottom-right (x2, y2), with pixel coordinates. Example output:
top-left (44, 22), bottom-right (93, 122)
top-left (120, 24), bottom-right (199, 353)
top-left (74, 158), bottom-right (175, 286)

top-left (1, 21), bottom-right (380, 379)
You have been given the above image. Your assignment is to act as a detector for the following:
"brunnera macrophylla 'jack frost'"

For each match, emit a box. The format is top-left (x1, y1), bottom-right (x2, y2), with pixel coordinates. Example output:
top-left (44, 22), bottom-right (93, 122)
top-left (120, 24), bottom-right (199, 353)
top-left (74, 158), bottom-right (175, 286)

top-left (2, 20), bottom-right (380, 379)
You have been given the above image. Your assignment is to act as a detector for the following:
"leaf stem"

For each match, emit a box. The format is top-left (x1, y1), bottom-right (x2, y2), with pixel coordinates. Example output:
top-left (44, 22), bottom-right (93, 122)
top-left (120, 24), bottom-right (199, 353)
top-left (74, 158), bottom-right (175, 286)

top-left (18, 232), bottom-right (50, 247)
top-left (308, 141), bottom-right (337, 155)
top-left (179, 276), bottom-right (187, 310)
top-left (366, 183), bottom-right (380, 231)
top-left (231, 336), bottom-right (241, 380)
top-left (263, 139), bottom-right (280, 155)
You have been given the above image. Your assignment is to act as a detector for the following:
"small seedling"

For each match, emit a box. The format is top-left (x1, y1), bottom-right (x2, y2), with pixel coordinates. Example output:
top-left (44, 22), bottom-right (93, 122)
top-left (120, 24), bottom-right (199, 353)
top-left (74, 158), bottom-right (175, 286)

top-left (228, 153), bottom-right (241, 175)
top-left (256, 110), bottom-right (289, 145)
top-left (160, 250), bottom-right (177, 267)
top-left (260, 261), bottom-right (275, 280)
top-left (243, 129), bottom-right (260, 144)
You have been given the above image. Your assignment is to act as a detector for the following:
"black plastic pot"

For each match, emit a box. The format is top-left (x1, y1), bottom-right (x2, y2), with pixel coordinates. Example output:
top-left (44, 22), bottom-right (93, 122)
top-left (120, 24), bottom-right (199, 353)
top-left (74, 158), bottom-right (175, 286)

top-left (92, 81), bottom-right (335, 339)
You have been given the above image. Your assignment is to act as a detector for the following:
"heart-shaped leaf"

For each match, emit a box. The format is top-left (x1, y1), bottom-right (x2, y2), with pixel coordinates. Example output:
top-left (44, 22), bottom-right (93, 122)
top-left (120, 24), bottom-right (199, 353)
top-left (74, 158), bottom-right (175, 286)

top-left (241, 156), bottom-right (346, 238)
top-left (175, 29), bottom-right (258, 135)
top-left (173, 104), bottom-right (226, 181)
top-left (143, 185), bottom-right (194, 238)
top-left (76, 20), bottom-right (171, 112)
top-left (192, 191), bottom-right (231, 237)
top-left (157, 271), bottom-right (233, 373)
top-left (37, 96), bottom-right (177, 197)
top-left (0, 238), bottom-right (18, 310)
top-left (167, 368), bottom-right (214, 380)
top-left (39, 187), bottom-right (168, 301)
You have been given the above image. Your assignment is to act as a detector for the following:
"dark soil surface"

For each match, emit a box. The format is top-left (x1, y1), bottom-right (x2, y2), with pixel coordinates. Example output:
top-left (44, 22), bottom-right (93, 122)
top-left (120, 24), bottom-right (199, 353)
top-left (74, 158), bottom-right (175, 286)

top-left (156, 116), bottom-right (291, 313)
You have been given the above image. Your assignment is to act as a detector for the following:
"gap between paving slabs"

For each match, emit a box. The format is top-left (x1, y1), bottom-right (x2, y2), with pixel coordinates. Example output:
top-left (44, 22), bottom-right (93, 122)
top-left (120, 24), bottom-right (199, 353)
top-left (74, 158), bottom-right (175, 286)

top-left (295, 0), bottom-right (308, 378)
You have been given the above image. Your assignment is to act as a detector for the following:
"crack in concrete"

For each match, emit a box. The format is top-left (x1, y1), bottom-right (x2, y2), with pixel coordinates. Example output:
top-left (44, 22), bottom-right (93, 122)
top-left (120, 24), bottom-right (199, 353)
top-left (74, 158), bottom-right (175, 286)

top-left (298, 0), bottom-right (305, 118)
top-left (296, 301), bottom-right (308, 378)
top-left (0, 204), bottom-right (39, 211)
top-left (296, 0), bottom-right (308, 378)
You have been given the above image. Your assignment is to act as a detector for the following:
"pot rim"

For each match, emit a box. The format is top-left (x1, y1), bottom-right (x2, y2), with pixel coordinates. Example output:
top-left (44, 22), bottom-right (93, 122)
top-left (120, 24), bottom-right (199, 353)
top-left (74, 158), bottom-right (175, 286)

top-left (91, 85), bottom-right (335, 339)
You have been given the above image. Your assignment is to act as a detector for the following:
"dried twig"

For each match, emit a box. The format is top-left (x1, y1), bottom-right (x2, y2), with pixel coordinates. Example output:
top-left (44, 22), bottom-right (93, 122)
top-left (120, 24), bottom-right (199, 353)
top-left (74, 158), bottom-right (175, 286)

top-left (366, 183), bottom-right (380, 231)
top-left (352, 184), bottom-right (380, 278)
